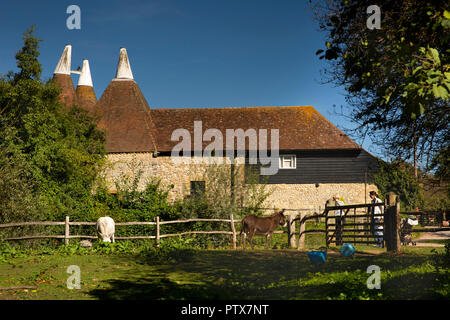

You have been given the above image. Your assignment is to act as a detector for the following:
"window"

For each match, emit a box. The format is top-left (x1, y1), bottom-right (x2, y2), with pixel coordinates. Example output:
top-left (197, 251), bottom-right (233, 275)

top-left (279, 155), bottom-right (296, 169)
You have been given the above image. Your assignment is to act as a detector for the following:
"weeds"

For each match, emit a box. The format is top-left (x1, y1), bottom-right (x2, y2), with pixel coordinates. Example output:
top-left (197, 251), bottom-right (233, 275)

top-left (137, 237), bottom-right (198, 264)
top-left (429, 243), bottom-right (450, 298)
top-left (0, 241), bottom-right (28, 263)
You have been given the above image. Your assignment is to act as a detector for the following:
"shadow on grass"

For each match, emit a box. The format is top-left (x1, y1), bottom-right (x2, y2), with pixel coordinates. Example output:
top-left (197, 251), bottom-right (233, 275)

top-left (89, 276), bottom-right (232, 300)
top-left (88, 249), bottom-right (444, 300)
top-left (381, 272), bottom-right (446, 300)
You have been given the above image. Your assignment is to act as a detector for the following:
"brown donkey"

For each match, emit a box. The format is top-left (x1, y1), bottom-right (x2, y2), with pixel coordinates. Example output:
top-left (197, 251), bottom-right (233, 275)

top-left (240, 209), bottom-right (287, 250)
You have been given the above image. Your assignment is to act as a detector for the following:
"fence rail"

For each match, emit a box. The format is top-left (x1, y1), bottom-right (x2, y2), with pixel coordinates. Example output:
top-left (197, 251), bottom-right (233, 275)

top-left (400, 210), bottom-right (449, 227)
top-left (0, 215), bottom-right (243, 247)
top-left (1, 201), bottom-right (447, 250)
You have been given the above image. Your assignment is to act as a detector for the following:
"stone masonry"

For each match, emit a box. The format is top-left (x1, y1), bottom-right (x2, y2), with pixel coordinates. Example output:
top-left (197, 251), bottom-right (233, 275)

top-left (103, 153), bottom-right (378, 212)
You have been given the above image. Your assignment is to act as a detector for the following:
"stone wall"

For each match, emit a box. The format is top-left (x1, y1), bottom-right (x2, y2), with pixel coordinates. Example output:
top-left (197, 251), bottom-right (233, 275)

top-left (262, 183), bottom-right (378, 212)
top-left (103, 153), bottom-right (377, 211)
top-left (103, 153), bottom-right (205, 200)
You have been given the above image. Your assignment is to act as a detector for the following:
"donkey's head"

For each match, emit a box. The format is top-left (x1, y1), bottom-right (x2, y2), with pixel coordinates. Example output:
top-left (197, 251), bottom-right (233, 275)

top-left (276, 209), bottom-right (287, 227)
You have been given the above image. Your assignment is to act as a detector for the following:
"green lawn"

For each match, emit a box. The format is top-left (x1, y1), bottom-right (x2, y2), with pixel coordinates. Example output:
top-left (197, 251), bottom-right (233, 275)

top-left (0, 243), bottom-right (448, 300)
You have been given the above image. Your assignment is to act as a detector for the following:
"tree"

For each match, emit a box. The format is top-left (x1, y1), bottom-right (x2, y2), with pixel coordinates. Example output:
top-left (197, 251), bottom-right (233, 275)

top-left (13, 26), bottom-right (42, 83)
top-left (0, 121), bottom-right (39, 224)
top-left (0, 27), bottom-right (106, 222)
top-left (371, 159), bottom-right (423, 211)
top-left (311, 0), bottom-right (449, 179)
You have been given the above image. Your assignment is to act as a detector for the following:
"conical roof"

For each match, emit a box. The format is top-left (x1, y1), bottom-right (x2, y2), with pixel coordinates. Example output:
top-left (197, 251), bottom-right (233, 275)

top-left (95, 48), bottom-right (157, 153)
top-left (76, 59), bottom-right (97, 115)
top-left (52, 45), bottom-right (78, 107)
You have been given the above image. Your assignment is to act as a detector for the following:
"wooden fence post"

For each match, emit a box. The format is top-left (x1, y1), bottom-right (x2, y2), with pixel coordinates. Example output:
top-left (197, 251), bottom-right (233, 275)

top-left (65, 216), bottom-right (70, 245)
top-left (393, 196), bottom-right (401, 252)
top-left (297, 213), bottom-right (305, 251)
top-left (230, 213), bottom-right (236, 250)
top-left (287, 214), bottom-right (296, 248)
top-left (155, 216), bottom-right (160, 248)
top-left (385, 192), bottom-right (400, 252)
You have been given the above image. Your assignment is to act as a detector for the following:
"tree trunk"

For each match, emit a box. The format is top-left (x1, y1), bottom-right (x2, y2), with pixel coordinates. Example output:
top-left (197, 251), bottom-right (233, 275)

top-left (413, 121), bottom-right (418, 180)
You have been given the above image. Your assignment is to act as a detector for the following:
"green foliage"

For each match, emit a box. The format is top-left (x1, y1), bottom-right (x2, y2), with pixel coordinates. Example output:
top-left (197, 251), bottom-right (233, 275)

top-left (95, 178), bottom-right (177, 223)
top-left (0, 241), bottom-right (27, 263)
top-left (312, 0), bottom-right (449, 176)
top-left (13, 25), bottom-right (42, 82)
top-left (421, 173), bottom-right (449, 211)
top-left (430, 146), bottom-right (450, 183)
top-left (91, 172), bottom-right (179, 238)
top-left (430, 243), bottom-right (450, 274)
top-left (315, 0), bottom-right (449, 114)
top-left (90, 241), bottom-right (134, 255)
top-left (0, 29), bottom-right (272, 252)
top-left (56, 243), bottom-right (92, 256)
top-left (1, 240), bottom-right (448, 299)
top-left (429, 243), bottom-right (450, 297)
top-left (0, 121), bottom-right (41, 225)
top-left (0, 27), bottom-right (106, 226)
top-left (372, 159), bottom-right (423, 210)
top-left (423, 195), bottom-right (450, 211)
top-left (200, 163), bottom-right (272, 219)
top-left (319, 271), bottom-right (385, 300)
top-left (138, 237), bottom-right (198, 264)
top-left (1, 28), bottom-right (272, 247)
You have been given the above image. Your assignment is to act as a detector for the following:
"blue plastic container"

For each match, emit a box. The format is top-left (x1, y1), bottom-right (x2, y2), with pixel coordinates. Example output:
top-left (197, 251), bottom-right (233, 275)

top-left (307, 250), bottom-right (327, 264)
top-left (340, 243), bottom-right (356, 257)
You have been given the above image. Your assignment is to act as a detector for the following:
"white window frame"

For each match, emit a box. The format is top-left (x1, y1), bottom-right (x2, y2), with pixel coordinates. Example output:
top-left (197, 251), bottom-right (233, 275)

top-left (279, 155), bottom-right (296, 169)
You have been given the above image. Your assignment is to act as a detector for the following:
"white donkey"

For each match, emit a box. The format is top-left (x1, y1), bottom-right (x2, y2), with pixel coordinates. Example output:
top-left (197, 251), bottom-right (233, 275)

top-left (96, 217), bottom-right (115, 243)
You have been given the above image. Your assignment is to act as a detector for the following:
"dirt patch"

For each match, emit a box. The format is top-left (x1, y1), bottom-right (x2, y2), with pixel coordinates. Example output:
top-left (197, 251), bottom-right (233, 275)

top-left (414, 230), bottom-right (450, 247)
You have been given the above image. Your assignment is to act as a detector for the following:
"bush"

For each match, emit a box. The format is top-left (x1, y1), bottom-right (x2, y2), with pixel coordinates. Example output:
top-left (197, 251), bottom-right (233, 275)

top-left (0, 241), bottom-right (27, 263)
top-left (91, 175), bottom-right (180, 238)
top-left (323, 271), bottom-right (385, 300)
top-left (0, 27), bottom-right (106, 235)
top-left (429, 243), bottom-right (450, 297)
top-left (372, 159), bottom-right (423, 210)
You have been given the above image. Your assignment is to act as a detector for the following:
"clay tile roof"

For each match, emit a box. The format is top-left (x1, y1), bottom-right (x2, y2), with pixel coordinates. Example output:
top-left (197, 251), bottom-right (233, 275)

top-left (94, 48), bottom-right (158, 153)
top-left (76, 85), bottom-right (97, 115)
top-left (95, 79), bottom-right (157, 153)
top-left (52, 73), bottom-right (78, 108)
top-left (76, 59), bottom-right (97, 114)
top-left (53, 45), bottom-right (78, 108)
top-left (150, 106), bottom-right (361, 152)
top-left (91, 49), bottom-right (360, 154)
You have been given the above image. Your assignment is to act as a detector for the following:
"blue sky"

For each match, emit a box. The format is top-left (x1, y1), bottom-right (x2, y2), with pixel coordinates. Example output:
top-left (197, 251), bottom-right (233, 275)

top-left (0, 0), bottom-right (382, 157)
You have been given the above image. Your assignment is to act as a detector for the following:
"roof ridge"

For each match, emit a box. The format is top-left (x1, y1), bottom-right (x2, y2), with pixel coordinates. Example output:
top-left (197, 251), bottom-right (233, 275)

top-left (151, 105), bottom-right (315, 111)
top-left (132, 83), bottom-right (158, 153)
top-left (311, 110), bottom-right (362, 149)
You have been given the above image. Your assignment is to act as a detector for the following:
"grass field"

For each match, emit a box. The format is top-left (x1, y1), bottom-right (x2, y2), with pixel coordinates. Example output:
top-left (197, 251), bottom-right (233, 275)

top-left (0, 239), bottom-right (448, 300)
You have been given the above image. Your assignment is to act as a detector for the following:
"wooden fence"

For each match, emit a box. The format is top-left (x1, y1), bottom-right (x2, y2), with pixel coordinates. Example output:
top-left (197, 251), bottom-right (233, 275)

top-left (0, 210), bottom-right (345, 250)
top-left (2, 199), bottom-right (446, 251)
top-left (0, 215), bottom-right (241, 249)
top-left (400, 210), bottom-right (449, 227)
top-left (0, 210), bottom-right (318, 249)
